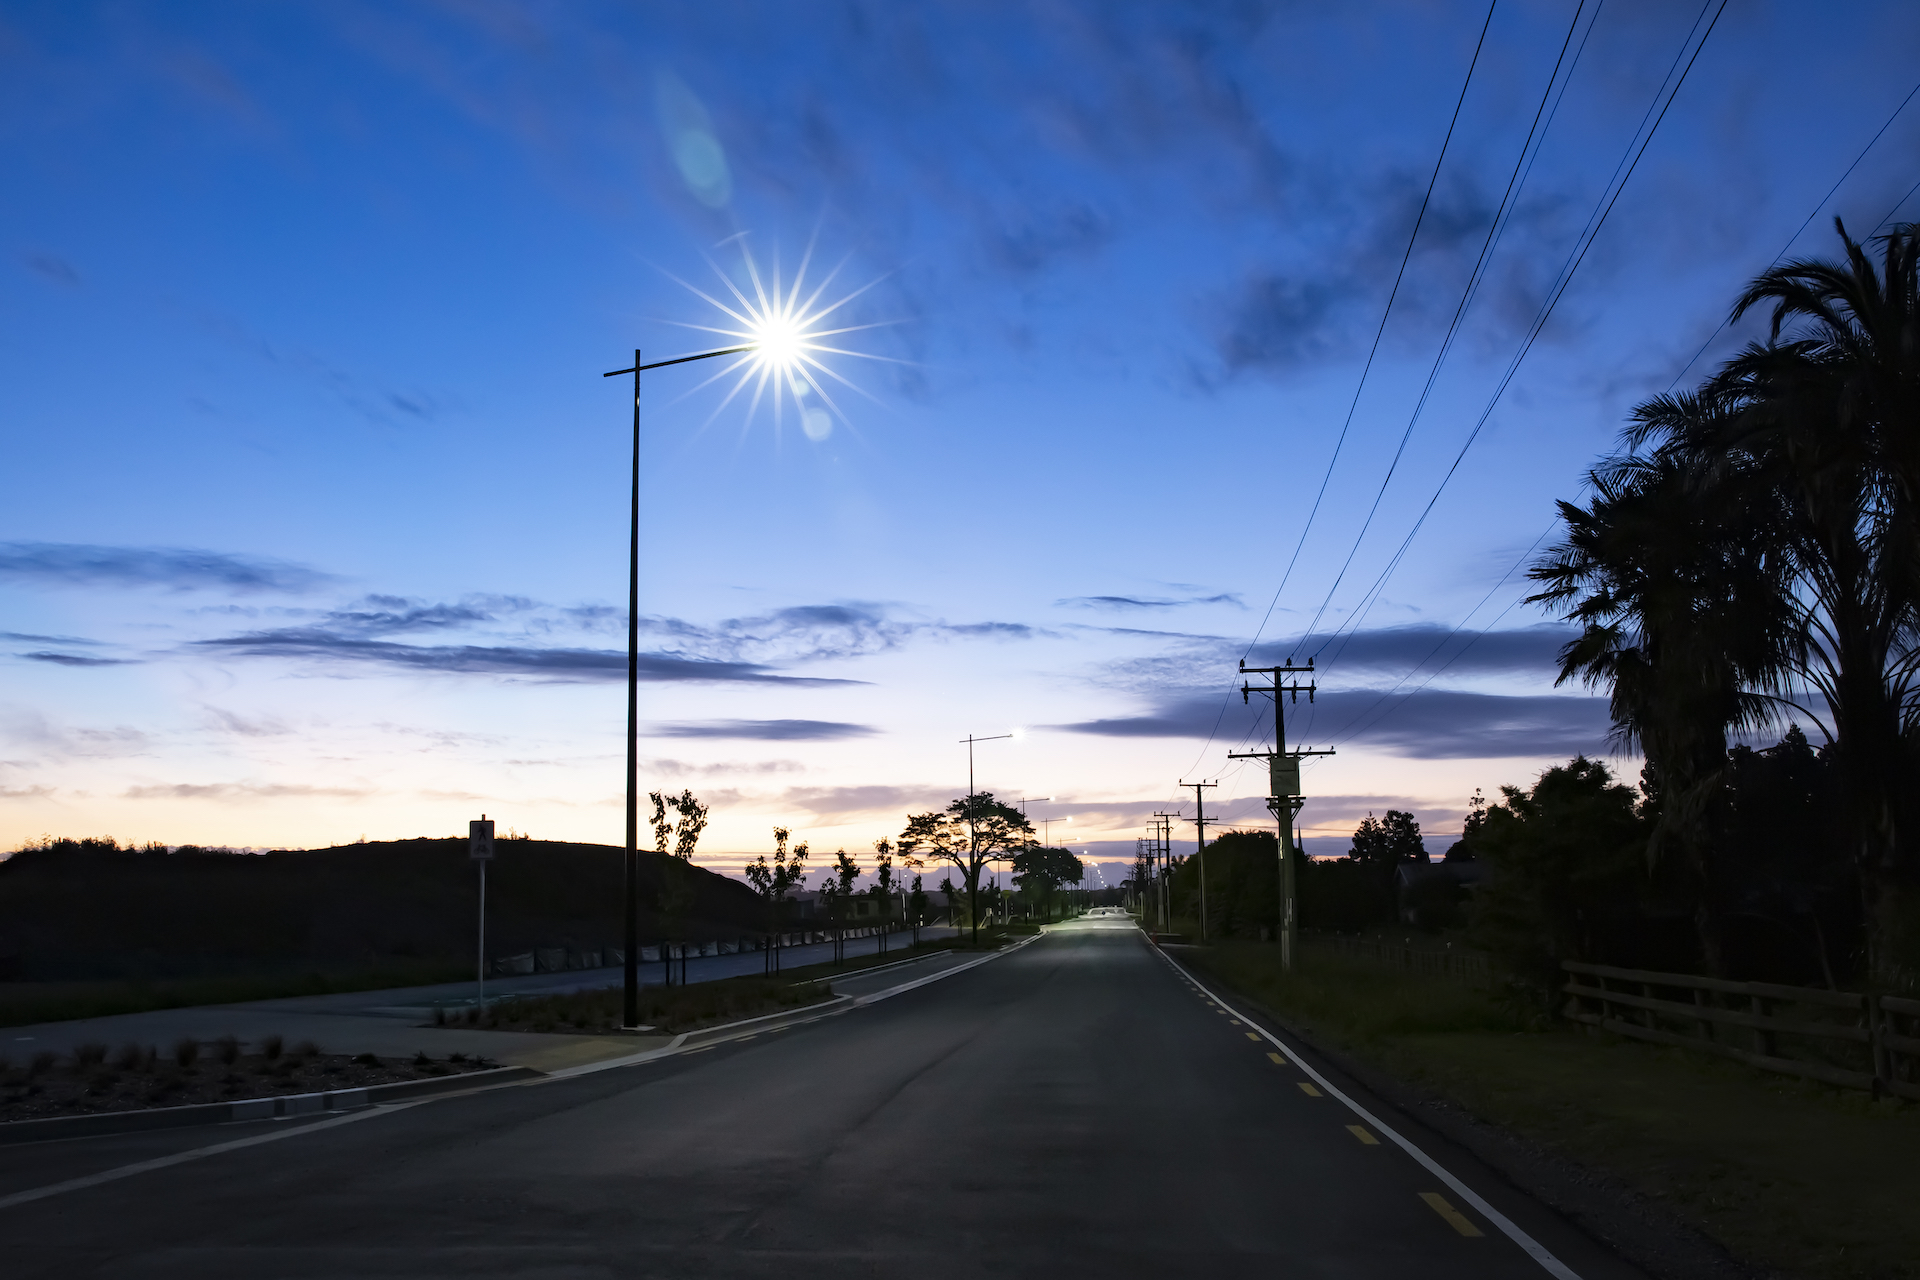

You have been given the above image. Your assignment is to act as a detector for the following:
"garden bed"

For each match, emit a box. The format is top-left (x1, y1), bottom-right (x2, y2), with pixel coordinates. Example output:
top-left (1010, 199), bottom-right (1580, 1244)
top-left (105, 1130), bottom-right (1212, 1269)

top-left (0, 1035), bottom-right (497, 1123)
top-left (458, 975), bottom-right (838, 1036)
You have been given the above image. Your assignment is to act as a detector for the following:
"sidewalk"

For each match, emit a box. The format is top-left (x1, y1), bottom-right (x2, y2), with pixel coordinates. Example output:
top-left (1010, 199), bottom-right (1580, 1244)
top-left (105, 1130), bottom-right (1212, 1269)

top-left (2, 927), bottom-right (958, 1074)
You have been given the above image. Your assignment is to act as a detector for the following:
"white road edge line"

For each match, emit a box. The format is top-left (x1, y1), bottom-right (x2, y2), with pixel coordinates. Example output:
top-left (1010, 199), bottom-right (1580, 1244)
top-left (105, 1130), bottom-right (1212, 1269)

top-left (1154, 945), bottom-right (1582, 1280)
top-left (0, 1102), bottom-right (422, 1213)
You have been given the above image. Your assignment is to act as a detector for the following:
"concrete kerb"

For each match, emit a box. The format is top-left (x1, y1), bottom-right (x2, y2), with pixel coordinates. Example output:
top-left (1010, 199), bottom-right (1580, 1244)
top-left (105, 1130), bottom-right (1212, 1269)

top-left (547, 933), bottom-right (1041, 1079)
top-left (0, 1065), bottom-right (540, 1146)
top-left (852, 932), bottom-right (1039, 1006)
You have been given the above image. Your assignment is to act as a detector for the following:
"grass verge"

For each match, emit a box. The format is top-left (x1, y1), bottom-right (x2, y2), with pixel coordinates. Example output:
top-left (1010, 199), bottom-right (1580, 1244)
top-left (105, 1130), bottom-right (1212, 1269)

top-left (1178, 940), bottom-right (1920, 1280)
top-left (0, 961), bottom-right (473, 1028)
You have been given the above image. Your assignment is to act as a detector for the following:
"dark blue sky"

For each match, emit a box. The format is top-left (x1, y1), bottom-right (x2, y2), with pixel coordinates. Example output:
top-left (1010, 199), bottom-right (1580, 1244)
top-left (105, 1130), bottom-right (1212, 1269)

top-left (4, 1), bottom-right (1916, 870)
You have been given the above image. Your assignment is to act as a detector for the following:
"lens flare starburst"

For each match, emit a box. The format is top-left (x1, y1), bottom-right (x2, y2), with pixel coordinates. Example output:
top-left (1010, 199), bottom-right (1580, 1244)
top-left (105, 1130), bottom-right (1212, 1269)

top-left (664, 236), bottom-right (900, 444)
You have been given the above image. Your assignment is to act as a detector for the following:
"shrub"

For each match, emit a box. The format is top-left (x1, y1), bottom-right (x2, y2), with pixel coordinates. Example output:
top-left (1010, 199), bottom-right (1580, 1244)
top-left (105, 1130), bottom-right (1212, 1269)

top-left (260, 1033), bottom-right (283, 1060)
top-left (111, 1042), bottom-right (148, 1072)
top-left (73, 1042), bottom-right (108, 1069)
top-left (290, 1039), bottom-right (320, 1059)
top-left (172, 1036), bottom-right (199, 1067)
top-left (212, 1035), bottom-right (240, 1065)
top-left (29, 1050), bottom-right (56, 1076)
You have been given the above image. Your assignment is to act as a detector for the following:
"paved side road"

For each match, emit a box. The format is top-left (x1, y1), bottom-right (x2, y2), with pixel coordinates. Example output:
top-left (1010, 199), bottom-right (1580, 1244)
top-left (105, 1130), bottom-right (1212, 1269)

top-left (0, 920), bottom-right (1646, 1279)
top-left (3, 927), bottom-right (960, 1073)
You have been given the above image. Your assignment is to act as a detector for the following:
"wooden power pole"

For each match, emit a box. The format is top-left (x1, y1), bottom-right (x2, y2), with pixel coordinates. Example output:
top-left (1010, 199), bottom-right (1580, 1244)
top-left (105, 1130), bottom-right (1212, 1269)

top-left (1230, 659), bottom-right (1334, 972)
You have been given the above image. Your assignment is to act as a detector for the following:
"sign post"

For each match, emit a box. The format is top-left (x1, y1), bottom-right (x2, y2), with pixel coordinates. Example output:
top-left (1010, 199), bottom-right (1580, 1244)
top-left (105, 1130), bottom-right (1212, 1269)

top-left (469, 816), bottom-right (495, 1008)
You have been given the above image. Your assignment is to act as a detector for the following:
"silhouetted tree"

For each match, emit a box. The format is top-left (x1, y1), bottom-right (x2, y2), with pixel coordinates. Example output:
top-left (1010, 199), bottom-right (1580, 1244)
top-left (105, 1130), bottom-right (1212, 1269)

top-left (648, 789), bottom-right (709, 985)
top-left (1012, 845), bottom-right (1083, 922)
top-left (1467, 757), bottom-right (1648, 991)
top-left (744, 828), bottom-right (809, 975)
top-left (898, 793), bottom-right (1036, 945)
top-left (1573, 220), bottom-right (1920, 978)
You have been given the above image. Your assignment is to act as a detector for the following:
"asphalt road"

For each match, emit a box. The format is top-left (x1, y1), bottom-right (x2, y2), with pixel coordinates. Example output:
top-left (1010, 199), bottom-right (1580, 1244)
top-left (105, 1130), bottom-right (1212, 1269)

top-left (0, 918), bottom-right (1645, 1279)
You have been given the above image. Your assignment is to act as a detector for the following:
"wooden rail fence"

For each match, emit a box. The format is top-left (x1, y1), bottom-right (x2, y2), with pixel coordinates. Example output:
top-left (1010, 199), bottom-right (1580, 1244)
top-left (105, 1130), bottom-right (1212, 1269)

top-left (1562, 960), bottom-right (1920, 1101)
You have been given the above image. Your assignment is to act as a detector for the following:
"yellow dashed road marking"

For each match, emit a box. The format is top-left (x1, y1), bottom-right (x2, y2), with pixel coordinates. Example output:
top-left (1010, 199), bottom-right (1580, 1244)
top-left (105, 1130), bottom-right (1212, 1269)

top-left (1298, 1082), bottom-right (1323, 1097)
top-left (1346, 1124), bottom-right (1379, 1145)
top-left (1245, 1032), bottom-right (1261, 1042)
top-left (1420, 1192), bottom-right (1483, 1237)
top-left (1267, 1052), bottom-right (1285, 1065)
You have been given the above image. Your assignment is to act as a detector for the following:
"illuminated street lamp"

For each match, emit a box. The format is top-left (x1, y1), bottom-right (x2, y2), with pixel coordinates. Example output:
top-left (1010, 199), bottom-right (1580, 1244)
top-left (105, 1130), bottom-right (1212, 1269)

top-left (601, 332), bottom-right (819, 1028)
top-left (602, 247), bottom-right (890, 1026)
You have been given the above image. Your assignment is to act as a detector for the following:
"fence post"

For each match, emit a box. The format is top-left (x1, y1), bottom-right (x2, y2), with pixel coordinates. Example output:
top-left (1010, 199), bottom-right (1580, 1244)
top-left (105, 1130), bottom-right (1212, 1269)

top-left (1868, 993), bottom-right (1889, 1097)
top-left (1693, 987), bottom-right (1714, 1043)
top-left (1752, 995), bottom-right (1775, 1057)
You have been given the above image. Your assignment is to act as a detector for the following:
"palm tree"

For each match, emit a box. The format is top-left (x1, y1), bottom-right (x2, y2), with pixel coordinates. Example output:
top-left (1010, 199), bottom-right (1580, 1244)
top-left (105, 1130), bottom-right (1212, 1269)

top-left (1648, 221), bottom-right (1920, 979)
top-left (1530, 408), bottom-right (1793, 974)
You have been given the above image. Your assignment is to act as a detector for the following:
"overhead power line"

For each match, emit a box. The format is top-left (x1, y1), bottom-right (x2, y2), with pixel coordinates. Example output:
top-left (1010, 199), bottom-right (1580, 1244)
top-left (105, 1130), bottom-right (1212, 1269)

top-left (1306, 0), bottom-right (1730, 690)
top-left (1180, 0), bottom-right (1500, 778)
top-left (1292, 0), bottom-right (1595, 651)
top-left (1666, 73), bottom-right (1920, 391)
top-left (1321, 523), bottom-right (1555, 748)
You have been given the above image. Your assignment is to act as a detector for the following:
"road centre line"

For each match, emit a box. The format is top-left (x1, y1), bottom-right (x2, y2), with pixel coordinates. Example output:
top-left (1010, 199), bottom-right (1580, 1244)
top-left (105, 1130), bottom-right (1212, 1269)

top-left (1155, 945), bottom-right (1582, 1280)
top-left (0, 1103), bottom-right (419, 1212)
top-left (1423, 1191), bottom-right (1486, 1237)
top-left (1298, 1082), bottom-right (1323, 1097)
top-left (1347, 1125), bottom-right (1380, 1145)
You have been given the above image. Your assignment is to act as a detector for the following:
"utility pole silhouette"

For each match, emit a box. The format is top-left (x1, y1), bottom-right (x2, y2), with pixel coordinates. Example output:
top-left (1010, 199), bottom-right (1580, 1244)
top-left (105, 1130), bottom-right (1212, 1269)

top-left (1180, 780), bottom-right (1217, 942)
top-left (1229, 658), bottom-right (1334, 972)
top-left (1152, 811), bottom-right (1175, 931)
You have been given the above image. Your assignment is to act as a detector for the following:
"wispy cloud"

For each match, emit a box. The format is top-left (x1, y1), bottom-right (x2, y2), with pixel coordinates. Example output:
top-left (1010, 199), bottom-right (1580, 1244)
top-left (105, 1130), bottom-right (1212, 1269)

top-left (1, 631), bottom-right (107, 646)
top-left (22, 251), bottom-right (79, 285)
top-left (653, 719), bottom-right (878, 741)
top-left (0, 543), bottom-right (334, 594)
top-left (775, 784), bottom-right (958, 823)
top-left (1089, 623), bottom-right (1576, 702)
top-left (1247, 623), bottom-right (1576, 678)
top-left (1055, 687), bottom-right (1610, 760)
top-left (123, 781), bottom-right (374, 801)
top-left (1058, 592), bottom-right (1243, 611)
top-left (192, 629), bottom-right (861, 685)
top-left (647, 758), bottom-right (807, 777)
top-left (17, 651), bottom-right (137, 667)
top-left (639, 603), bottom-right (1040, 665)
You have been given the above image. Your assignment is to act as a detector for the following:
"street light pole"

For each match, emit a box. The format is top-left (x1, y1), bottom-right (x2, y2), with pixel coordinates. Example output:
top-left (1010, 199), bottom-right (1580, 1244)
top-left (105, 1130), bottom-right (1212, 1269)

top-left (603, 342), bottom-right (755, 1029)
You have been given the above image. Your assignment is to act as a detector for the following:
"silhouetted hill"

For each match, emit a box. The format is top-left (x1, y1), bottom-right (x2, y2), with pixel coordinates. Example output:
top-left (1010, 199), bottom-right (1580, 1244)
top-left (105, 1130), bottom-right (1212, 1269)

top-left (0, 837), bottom-right (759, 981)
